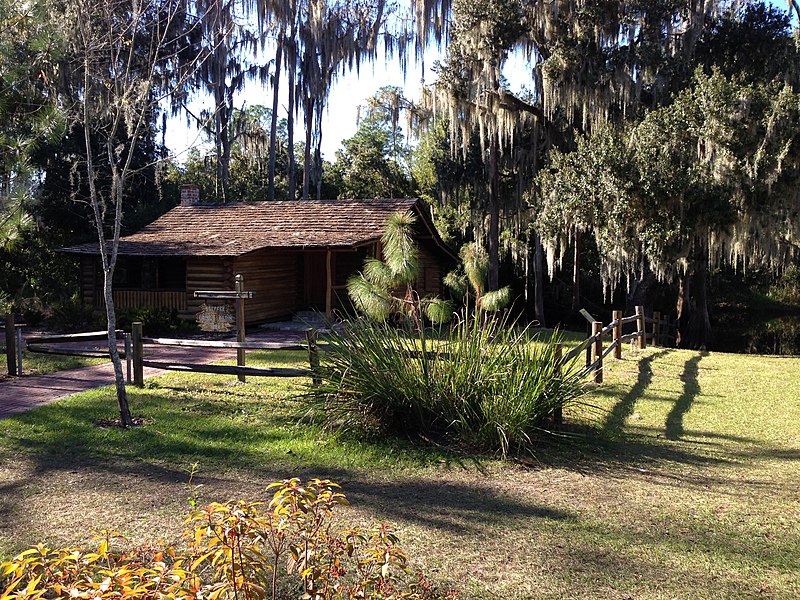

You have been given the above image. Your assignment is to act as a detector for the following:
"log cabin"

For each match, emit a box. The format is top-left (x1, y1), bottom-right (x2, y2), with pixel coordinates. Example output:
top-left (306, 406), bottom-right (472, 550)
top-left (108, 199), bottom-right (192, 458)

top-left (61, 185), bottom-right (456, 325)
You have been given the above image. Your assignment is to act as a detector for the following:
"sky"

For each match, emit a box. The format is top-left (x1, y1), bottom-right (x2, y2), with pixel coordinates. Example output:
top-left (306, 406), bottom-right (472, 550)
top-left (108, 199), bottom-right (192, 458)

top-left (164, 47), bottom-right (449, 164)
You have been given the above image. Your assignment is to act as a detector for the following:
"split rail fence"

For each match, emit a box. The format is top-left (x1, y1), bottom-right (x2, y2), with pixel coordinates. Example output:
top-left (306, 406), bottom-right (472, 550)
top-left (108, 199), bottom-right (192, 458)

top-left (563, 306), bottom-right (676, 384)
top-left (7, 308), bottom-right (674, 391)
top-left (6, 322), bottom-right (321, 386)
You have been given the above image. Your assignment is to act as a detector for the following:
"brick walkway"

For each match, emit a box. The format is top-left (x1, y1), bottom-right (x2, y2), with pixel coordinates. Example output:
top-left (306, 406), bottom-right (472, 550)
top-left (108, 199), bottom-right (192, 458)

top-left (0, 330), bottom-right (306, 420)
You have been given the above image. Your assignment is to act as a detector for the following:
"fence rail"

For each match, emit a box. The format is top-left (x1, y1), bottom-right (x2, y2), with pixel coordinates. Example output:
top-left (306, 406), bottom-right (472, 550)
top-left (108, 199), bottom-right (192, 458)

top-left (130, 323), bottom-right (320, 385)
top-left (12, 307), bottom-right (677, 395)
top-left (562, 306), bottom-right (676, 386)
top-left (139, 360), bottom-right (310, 378)
top-left (140, 337), bottom-right (310, 351)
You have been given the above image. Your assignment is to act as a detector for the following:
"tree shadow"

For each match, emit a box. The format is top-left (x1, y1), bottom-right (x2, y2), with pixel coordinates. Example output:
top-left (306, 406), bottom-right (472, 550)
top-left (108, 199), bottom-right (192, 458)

top-left (602, 350), bottom-right (670, 436)
top-left (665, 353), bottom-right (705, 440)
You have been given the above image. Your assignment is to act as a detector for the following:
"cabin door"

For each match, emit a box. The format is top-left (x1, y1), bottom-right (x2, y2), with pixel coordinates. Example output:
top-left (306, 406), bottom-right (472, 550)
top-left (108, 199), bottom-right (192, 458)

top-left (303, 251), bottom-right (328, 310)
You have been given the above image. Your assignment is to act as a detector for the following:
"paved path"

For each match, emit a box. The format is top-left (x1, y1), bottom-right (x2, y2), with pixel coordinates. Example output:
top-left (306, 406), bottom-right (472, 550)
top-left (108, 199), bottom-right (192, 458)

top-left (0, 330), bottom-right (306, 420)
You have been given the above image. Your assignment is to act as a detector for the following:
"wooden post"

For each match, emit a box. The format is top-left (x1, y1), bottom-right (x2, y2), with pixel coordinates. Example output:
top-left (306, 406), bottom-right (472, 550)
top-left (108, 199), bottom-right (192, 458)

top-left (325, 249), bottom-right (333, 321)
top-left (636, 305), bottom-right (646, 350)
top-left (612, 310), bottom-right (623, 360)
top-left (132, 321), bottom-right (144, 387)
top-left (592, 321), bottom-right (603, 384)
top-left (652, 311), bottom-right (661, 347)
top-left (5, 313), bottom-right (17, 377)
top-left (235, 273), bottom-right (246, 383)
top-left (306, 328), bottom-right (321, 386)
top-left (124, 333), bottom-right (132, 384)
top-left (553, 343), bottom-right (563, 428)
top-left (585, 321), bottom-right (592, 368)
top-left (16, 325), bottom-right (23, 376)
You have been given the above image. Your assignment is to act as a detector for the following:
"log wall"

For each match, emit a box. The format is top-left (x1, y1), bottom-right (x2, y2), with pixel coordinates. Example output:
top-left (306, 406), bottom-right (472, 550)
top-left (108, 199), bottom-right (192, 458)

top-left (416, 243), bottom-right (444, 297)
top-left (184, 257), bottom-right (232, 321)
top-left (97, 290), bottom-right (187, 312)
top-left (80, 257), bottom-right (96, 308)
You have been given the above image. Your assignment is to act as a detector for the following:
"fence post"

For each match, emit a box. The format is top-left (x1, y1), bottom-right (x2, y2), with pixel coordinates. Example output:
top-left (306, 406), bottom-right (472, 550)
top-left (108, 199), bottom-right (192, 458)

top-left (132, 321), bottom-right (144, 387)
top-left (5, 313), bottom-right (17, 377)
top-left (235, 273), bottom-right (246, 383)
top-left (585, 322), bottom-right (592, 368)
top-left (592, 321), bottom-right (603, 383)
top-left (305, 328), bottom-right (321, 386)
top-left (16, 325), bottom-right (23, 376)
top-left (612, 310), bottom-right (622, 360)
top-left (652, 311), bottom-right (661, 347)
top-left (636, 305), bottom-right (646, 350)
top-left (553, 343), bottom-right (563, 428)
top-left (124, 333), bottom-right (132, 384)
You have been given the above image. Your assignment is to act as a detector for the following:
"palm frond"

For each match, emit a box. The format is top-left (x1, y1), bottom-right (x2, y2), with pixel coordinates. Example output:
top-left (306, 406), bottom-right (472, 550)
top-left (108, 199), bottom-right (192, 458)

top-left (443, 270), bottom-right (468, 298)
top-left (362, 257), bottom-right (395, 288)
top-left (460, 242), bottom-right (488, 295)
top-left (382, 210), bottom-right (418, 283)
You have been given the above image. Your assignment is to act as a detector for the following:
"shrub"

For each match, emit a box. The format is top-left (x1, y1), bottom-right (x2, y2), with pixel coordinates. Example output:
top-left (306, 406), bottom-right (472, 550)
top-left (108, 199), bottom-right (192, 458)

top-left (0, 478), bottom-right (457, 600)
top-left (307, 312), bottom-right (586, 457)
top-left (48, 294), bottom-right (102, 331)
top-left (116, 307), bottom-right (190, 337)
top-left (770, 266), bottom-right (800, 305)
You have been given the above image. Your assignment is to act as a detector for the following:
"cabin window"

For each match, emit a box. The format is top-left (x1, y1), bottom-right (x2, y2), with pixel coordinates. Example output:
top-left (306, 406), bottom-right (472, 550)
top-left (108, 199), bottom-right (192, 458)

top-left (158, 257), bottom-right (187, 289)
top-left (112, 257), bottom-right (186, 290)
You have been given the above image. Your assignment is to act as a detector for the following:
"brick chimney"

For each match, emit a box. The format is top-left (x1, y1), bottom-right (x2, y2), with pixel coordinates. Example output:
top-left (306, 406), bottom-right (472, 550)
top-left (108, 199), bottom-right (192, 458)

top-left (180, 183), bottom-right (200, 206)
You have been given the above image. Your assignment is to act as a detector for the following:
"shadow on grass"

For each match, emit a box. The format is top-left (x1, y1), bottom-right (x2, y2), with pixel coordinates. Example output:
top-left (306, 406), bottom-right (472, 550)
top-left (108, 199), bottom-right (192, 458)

top-left (665, 353), bottom-right (705, 440)
top-left (343, 477), bottom-right (575, 534)
top-left (602, 350), bottom-right (670, 435)
top-left (0, 400), bottom-right (575, 541)
top-left (1, 347), bottom-right (796, 544)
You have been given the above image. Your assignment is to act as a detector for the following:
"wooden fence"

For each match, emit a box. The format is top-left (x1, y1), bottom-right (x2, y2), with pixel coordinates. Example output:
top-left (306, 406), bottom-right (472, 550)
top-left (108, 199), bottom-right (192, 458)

top-left (12, 308), bottom-right (675, 391)
top-left (15, 323), bottom-right (320, 385)
top-left (2, 314), bottom-right (24, 376)
top-left (564, 306), bottom-right (676, 384)
top-left (129, 323), bottom-right (321, 385)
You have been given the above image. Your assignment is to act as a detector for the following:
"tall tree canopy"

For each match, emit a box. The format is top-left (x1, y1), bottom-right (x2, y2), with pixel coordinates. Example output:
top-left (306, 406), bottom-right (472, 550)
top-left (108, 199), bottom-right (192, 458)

top-left (537, 4), bottom-right (800, 347)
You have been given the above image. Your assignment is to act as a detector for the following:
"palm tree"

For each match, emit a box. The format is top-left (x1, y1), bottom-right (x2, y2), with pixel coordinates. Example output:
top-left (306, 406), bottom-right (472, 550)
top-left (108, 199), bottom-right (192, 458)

top-left (347, 210), bottom-right (451, 329)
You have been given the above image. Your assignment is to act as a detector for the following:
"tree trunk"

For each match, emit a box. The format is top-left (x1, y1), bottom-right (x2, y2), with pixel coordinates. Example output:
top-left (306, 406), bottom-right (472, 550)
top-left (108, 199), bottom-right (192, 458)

top-left (533, 231), bottom-right (546, 327)
top-left (571, 230), bottom-right (581, 311)
top-left (287, 35), bottom-right (297, 200)
top-left (103, 267), bottom-right (133, 427)
top-left (625, 256), bottom-right (658, 316)
top-left (314, 138), bottom-right (322, 200)
top-left (302, 94), bottom-right (314, 200)
top-left (268, 30), bottom-right (283, 200)
top-left (213, 26), bottom-right (229, 202)
top-left (487, 134), bottom-right (500, 291)
top-left (676, 247), bottom-right (713, 349)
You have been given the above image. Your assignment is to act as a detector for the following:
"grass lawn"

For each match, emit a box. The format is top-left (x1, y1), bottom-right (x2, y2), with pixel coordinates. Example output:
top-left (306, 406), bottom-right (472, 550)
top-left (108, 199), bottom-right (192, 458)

top-left (0, 345), bottom-right (105, 378)
top-left (0, 344), bottom-right (798, 598)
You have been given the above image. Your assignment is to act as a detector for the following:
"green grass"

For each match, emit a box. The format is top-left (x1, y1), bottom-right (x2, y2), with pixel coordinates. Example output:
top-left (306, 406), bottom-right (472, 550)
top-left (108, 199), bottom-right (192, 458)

top-left (0, 345), bottom-right (105, 378)
top-left (1, 344), bottom-right (799, 598)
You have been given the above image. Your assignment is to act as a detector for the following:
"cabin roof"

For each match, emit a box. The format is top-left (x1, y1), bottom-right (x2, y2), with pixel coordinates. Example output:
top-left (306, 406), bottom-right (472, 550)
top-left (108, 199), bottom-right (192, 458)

top-left (61, 198), bottom-right (453, 258)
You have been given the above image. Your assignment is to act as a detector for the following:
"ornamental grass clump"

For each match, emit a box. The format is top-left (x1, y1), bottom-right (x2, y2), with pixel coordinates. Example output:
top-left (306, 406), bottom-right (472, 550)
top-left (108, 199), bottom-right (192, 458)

top-left (308, 312), bottom-right (585, 457)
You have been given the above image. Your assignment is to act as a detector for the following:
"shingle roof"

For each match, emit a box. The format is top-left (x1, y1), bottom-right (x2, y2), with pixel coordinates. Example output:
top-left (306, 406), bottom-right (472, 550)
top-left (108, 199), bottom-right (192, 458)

top-left (62, 198), bottom-right (424, 257)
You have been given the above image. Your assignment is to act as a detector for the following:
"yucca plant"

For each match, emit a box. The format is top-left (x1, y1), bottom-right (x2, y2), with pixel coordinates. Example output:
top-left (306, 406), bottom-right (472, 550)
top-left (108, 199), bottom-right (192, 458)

top-left (306, 311), bottom-right (586, 457)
